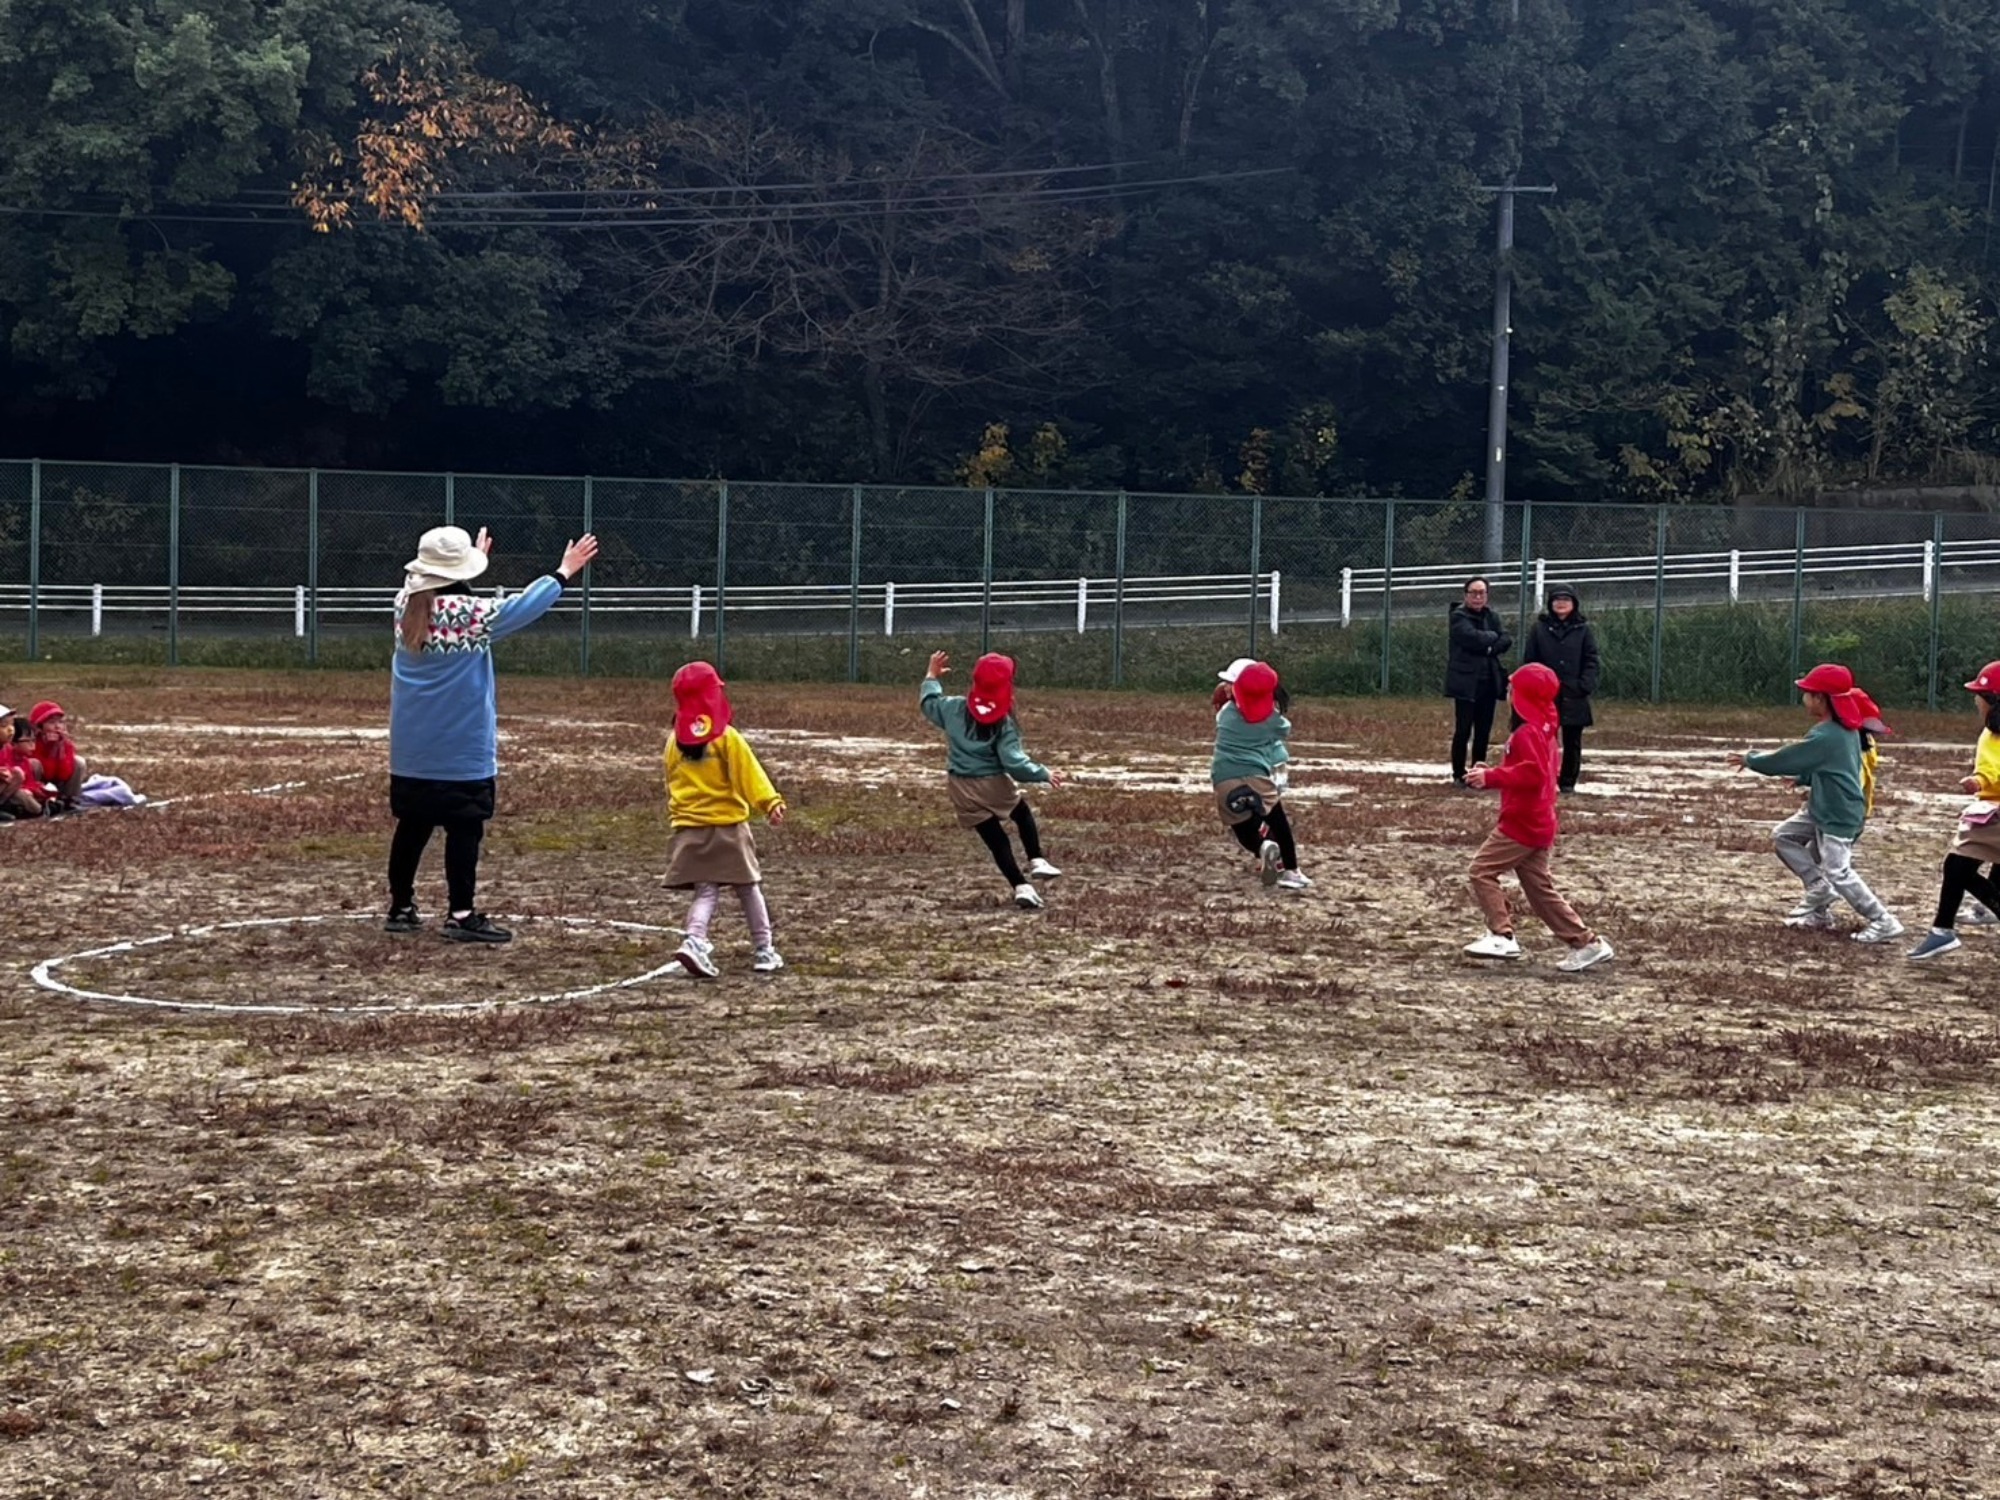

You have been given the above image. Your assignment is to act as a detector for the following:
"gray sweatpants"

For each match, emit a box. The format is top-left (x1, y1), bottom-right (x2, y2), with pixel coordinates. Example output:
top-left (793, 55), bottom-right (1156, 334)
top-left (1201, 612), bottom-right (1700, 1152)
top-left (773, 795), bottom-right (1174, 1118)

top-left (1772, 808), bottom-right (1886, 920)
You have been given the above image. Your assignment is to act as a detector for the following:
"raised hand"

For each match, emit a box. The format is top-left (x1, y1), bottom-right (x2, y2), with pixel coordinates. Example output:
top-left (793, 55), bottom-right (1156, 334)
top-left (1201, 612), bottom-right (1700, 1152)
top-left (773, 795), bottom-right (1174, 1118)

top-left (559, 533), bottom-right (600, 579)
top-left (475, 526), bottom-right (493, 555)
top-left (927, 650), bottom-right (951, 680)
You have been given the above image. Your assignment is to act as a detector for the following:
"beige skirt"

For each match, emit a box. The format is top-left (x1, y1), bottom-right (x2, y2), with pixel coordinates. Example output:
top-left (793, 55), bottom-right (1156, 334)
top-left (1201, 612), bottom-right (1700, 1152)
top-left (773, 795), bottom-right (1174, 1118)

top-left (1951, 807), bottom-right (2000, 864)
top-left (665, 822), bottom-right (762, 888)
top-left (1214, 775), bottom-right (1281, 826)
top-left (948, 773), bottom-right (1023, 829)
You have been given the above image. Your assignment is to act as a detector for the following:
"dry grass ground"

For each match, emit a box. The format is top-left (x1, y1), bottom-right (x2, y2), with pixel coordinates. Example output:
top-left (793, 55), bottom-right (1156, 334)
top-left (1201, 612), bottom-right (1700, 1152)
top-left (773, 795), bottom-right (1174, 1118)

top-left (2, 665), bottom-right (1998, 1498)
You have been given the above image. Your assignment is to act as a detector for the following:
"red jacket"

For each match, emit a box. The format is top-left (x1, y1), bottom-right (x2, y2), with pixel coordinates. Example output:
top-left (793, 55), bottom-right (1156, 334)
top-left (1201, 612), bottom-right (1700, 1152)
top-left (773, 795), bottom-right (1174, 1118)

top-left (1482, 663), bottom-right (1562, 849)
top-left (0, 742), bottom-right (50, 800)
top-left (32, 733), bottom-right (74, 786)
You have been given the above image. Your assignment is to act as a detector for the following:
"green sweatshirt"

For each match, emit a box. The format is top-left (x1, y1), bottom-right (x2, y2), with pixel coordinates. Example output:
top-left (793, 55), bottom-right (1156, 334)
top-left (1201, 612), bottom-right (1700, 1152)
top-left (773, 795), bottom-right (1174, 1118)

top-left (920, 678), bottom-right (1051, 782)
top-left (1744, 719), bottom-right (1867, 839)
top-left (1210, 702), bottom-right (1293, 785)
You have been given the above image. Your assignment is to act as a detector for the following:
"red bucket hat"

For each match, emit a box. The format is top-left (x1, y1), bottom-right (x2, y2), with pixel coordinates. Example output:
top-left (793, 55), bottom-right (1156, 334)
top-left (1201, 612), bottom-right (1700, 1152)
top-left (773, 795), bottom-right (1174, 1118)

top-left (1966, 662), bottom-right (2000, 695)
top-left (1794, 664), bottom-right (1853, 695)
top-left (967, 654), bottom-right (1016, 725)
top-left (1232, 662), bottom-right (1280, 724)
top-left (670, 662), bottom-right (732, 745)
top-left (28, 700), bottom-right (64, 728)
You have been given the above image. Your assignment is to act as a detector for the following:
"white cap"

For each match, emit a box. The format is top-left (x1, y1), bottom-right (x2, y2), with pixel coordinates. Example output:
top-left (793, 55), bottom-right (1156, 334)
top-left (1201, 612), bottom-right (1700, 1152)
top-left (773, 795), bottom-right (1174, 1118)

top-left (1217, 658), bottom-right (1258, 684)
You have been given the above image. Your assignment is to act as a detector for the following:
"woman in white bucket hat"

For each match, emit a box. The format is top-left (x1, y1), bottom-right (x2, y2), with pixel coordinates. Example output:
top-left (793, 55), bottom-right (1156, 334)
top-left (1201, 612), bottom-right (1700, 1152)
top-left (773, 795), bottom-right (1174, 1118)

top-left (385, 523), bottom-right (598, 942)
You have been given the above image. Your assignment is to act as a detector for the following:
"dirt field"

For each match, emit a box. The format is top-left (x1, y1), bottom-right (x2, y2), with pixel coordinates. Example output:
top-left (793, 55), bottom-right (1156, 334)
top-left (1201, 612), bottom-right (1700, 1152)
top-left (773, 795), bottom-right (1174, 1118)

top-left (3, 666), bottom-right (1998, 1498)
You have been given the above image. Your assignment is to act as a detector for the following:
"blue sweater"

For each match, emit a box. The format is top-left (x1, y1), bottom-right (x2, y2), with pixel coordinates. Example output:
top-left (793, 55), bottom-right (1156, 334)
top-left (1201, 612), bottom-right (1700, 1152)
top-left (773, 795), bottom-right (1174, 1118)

top-left (389, 577), bottom-right (563, 781)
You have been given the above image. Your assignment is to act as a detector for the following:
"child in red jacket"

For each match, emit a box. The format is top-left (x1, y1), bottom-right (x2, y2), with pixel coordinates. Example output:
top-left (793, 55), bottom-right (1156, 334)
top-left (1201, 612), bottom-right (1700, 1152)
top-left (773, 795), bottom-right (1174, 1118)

top-left (1463, 663), bottom-right (1614, 971)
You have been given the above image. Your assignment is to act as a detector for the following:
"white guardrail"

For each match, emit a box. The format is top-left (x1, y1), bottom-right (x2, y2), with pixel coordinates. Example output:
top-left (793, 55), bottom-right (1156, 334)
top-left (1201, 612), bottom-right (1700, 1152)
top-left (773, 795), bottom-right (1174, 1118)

top-left (0, 572), bottom-right (1283, 638)
top-left (1336, 537), bottom-right (2000, 625)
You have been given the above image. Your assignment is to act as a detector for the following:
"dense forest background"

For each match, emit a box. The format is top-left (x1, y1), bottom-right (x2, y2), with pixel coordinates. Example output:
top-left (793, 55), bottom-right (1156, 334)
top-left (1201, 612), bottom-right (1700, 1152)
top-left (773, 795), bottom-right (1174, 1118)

top-left (3, 0), bottom-right (2000, 502)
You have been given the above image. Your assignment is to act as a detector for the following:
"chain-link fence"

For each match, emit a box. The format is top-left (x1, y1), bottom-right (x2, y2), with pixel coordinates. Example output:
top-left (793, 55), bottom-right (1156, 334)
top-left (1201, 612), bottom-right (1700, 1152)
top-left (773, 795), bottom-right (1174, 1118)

top-left (4, 458), bottom-right (2000, 707)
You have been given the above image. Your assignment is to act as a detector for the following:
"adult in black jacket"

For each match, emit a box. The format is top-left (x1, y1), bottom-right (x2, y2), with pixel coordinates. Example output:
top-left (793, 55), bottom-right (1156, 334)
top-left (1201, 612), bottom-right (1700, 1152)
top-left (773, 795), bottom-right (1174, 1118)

top-left (1520, 582), bottom-right (1600, 792)
top-left (1443, 577), bottom-right (1512, 785)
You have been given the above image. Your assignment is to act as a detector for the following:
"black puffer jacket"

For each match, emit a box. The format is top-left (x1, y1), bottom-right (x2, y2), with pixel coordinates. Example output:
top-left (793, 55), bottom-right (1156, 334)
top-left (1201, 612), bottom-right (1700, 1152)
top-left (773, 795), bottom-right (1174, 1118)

top-left (1521, 584), bottom-right (1600, 728)
top-left (1443, 604), bottom-right (1512, 700)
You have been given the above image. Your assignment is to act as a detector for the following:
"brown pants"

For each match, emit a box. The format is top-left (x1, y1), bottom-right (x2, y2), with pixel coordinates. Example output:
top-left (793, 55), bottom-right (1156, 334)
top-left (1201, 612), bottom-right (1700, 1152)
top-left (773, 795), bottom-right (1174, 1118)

top-left (1468, 832), bottom-right (1593, 946)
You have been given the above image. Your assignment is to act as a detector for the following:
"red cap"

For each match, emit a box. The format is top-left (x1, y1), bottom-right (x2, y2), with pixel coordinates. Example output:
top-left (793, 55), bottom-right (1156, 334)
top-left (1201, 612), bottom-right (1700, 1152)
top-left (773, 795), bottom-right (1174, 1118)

top-left (28, 701), bottom-right (63, 727)
top-left (967, 654), bottom-right (1016, 725)
top-left (1967, 662), bottom-right (2000, 695)
top-left (1794, 663), bottom-right (1854, 695)
top-left (1232, 662), bottom-right (1280, 724)
top-left (670, 662), bottom-right (731, 745)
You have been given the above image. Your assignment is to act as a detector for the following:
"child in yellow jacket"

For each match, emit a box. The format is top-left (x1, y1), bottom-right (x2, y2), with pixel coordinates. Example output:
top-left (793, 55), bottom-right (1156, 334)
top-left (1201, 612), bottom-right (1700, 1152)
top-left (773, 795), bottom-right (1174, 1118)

top-left (663, 662), bottom-right (787, 977)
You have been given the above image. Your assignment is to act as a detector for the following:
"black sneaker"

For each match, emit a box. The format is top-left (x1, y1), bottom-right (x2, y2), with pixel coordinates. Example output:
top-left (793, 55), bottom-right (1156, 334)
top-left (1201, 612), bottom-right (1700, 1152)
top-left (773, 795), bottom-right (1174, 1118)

top-left (384, 904), bottom-right (421, 933)
top-left (441, 912), bottom-right (513, 944)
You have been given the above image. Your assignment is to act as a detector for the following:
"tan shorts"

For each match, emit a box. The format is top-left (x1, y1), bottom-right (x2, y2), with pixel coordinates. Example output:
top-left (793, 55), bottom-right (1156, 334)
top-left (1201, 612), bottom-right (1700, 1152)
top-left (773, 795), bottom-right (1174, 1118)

top-left (1213, 776), bottom-right (1281, 826)
top-left (664, 822), bottom-right (762, 889)
top-left (948, 774), bottom-right (1022, 829)
top-left (1951, 813), bottom-right (2000, 865)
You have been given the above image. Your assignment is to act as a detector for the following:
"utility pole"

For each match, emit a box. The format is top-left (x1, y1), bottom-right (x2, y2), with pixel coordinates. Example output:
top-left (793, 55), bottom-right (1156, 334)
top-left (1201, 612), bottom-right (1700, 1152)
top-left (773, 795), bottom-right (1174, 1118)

top-left (1476, 180), bottom-right (1555, 568)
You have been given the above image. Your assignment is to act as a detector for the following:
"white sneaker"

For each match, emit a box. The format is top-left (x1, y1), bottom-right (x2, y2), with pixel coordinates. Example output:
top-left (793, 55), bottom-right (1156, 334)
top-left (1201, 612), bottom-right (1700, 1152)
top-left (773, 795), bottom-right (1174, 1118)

top-left (751, 946), bottom-right (785, 973)
top-left (1464, 932), bottom-right (1523, 960)
top-left (1258, 840), bottom-right (1283, 887)
top-left (1026, 857), bottom-right (1063, 880)
top-left (1853, 913), bottom-right (1905, 945)
top-left (675, 935), bottom-right (719, 978)
top-left (1962, 903), bottom-right (2000, 927)
top-left (1013, 883), bottom-right (1045, 910)
top-left (1787, 908), bottom-right (1839, 932)
top-left (1275, 870), bottom-right (1313, 892)
top-left (1557, 936), bottom-right (1614, 972)
top-left (1784, 890), bottom-right (1836, 924)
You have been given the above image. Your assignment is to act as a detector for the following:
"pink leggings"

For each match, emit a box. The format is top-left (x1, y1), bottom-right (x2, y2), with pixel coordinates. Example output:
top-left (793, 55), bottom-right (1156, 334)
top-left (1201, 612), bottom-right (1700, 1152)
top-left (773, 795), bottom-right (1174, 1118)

top-left (687, 883), bottom-right (773, 947)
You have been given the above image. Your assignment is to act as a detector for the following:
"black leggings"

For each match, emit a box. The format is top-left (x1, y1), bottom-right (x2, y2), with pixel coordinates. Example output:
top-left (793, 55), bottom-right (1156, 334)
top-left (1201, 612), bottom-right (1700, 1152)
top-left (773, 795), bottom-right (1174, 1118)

top-left (973, 800), bottom-right (1043, 886)
top-left (1935, 852), bottom-right (2000, 930)
top-left (388, 816), bottom-right (486, 913)
top-left (1229, 801), bottom-right (1299, 871)
top-left (1451, 694), bottom-right (1498, 780)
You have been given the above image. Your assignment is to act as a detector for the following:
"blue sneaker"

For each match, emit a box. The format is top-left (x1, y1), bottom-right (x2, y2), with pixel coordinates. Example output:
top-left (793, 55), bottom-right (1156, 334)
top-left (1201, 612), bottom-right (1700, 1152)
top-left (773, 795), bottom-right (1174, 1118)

top-left (1908, 929), bottom-right (1962, 962)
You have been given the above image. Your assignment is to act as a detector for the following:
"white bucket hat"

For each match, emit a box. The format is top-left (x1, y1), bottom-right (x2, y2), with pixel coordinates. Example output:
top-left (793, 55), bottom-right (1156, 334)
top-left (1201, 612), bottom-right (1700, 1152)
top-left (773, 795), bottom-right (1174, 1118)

top-left (1217, 657), bottom-right (1258, 684)
top-left (402, 526), bottom-right (490, 593)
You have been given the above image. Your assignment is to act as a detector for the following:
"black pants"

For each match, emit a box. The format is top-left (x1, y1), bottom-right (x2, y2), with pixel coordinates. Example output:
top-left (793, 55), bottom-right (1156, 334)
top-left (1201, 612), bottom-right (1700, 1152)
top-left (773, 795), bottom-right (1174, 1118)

top-left (1935, 852), bottom-right (2000, 930)
top-left (973, 800), bottom-right (1043, 886)
top-left (1229, 801), bottom-right (1298, 871)
top-left (1451, 693), bottom-right (1497, 781)
top-left (387, 776), bottom-right (495, 913)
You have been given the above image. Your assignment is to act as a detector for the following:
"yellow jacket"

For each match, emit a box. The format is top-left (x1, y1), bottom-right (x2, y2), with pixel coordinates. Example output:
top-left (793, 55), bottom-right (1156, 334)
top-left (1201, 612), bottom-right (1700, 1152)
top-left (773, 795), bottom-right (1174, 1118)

top-left (1972, 728), bottom-right (2000, 801)
top-left (664, 727), bottom-right (784, 828)
top-left (1860, 741), bottom-right (1879, 818)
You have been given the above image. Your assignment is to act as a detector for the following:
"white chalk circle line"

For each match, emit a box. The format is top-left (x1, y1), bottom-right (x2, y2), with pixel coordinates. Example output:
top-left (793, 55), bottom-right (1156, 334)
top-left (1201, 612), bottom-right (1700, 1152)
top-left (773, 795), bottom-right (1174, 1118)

top-left (30, 913), bottom-right (688, 1016)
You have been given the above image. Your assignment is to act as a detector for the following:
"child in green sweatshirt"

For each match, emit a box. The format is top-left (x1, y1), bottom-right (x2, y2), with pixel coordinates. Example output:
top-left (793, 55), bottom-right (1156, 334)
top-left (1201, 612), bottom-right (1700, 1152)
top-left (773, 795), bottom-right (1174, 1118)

top-left (1726, 663), bottom-right (1903, 944)
top-left (1210, 659), bottom-right (1309, 890)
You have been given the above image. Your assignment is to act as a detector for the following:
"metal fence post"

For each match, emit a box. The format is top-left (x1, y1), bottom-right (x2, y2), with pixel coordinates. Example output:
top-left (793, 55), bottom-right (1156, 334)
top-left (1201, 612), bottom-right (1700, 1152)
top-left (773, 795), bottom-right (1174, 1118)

top-left (444, 472), bottom-right (455, 527)
top-left (1928, 511), bottom-right (1946, 711)
top-left (714, 480), bottom-right (729, 675)
top-left (1111, 491), bottom-right (1127, 688)
top-left (1248, 494), bottom-right (1264, 658)
top-left (580, 475), bottom-right (593, 678)
top-left (1379, 497), bottom-right (1396, 694)
top-left (980, 486), bottom-right (995, 654)
top-left (1516, 498), bottom-right (1534, 645)
top-left (26, 458), bottom-right (40, 662)
top-left (847, 486), bottom-right (863, 683)
top-left (307, 469), bottom-right (320, 666)
top-left (1650, 504), bottom-right (1667, 702)
top-left (1788, 508), bottom-right (1806, 697)
top-left (168, 462), bottom-right (181, 667)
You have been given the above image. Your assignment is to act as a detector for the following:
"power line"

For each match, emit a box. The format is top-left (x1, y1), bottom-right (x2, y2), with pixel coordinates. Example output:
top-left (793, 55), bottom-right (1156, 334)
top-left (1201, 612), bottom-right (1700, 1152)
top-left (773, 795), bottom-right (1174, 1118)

top-left (0, 167), bottom-right (1289, 232)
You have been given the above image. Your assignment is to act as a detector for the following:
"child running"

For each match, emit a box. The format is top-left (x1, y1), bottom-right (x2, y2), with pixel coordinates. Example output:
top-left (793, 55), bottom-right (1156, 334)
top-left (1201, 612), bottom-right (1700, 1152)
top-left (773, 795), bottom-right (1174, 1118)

top-left (921, 651), bottom-right (1063, 909)
top-left (1463, 662), bottom-right (1614, 970)
top-left (663, 662), bottom-right (788, 978)
top-left (1211, 659), bottom-right (1310, 890)
top-left (1726, 663), bottom-right (1903, 944)
top-left (1908, 661), bottom-right (2000, 961)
